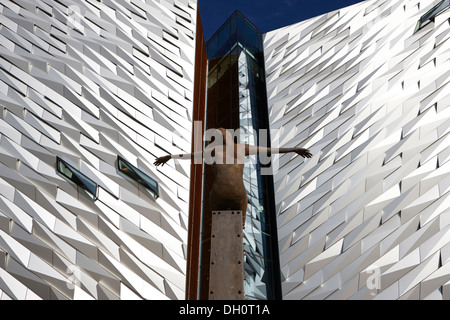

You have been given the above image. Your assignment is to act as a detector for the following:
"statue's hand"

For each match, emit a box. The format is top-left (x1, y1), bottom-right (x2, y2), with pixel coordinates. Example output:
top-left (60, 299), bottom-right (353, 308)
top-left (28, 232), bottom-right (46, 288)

top-left (154, 155), bottom-right (171, 166)
top-left (296, 148), bottom-right (312, 158)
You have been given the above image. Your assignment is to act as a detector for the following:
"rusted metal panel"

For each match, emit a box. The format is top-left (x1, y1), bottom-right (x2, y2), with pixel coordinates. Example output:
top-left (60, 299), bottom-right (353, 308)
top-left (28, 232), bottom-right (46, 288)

top-left (208, 210), bottom-right (244, 300)
top-left (185, 7), bottom-right (208, 300)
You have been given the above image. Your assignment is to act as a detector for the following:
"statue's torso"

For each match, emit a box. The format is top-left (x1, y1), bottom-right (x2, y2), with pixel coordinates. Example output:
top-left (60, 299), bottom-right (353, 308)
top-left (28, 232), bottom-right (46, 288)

top-left (208, 145), bottom-right (247, 211)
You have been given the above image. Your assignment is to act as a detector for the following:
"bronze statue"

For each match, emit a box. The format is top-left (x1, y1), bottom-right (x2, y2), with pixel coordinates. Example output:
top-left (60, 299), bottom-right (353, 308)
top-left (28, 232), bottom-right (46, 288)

top-left (154, 128), bottom-right (312, 227)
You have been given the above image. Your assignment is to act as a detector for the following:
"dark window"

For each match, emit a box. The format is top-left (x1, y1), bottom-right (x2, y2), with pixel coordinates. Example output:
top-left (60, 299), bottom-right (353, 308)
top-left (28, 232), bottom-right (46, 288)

top-left (56, 157), bottom-right (98, 200)
top-left (117, 156), bottom-right (159, 199)
top-left (414, 0), bottom-right (450, 33)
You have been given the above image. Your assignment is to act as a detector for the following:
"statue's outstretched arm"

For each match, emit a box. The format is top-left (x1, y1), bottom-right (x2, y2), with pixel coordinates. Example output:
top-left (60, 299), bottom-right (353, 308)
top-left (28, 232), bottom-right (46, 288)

top-left (153, 150), bottom-right (205, 166)
top-left (245, 145), bottom-right (312, 158)
top-left (153, 143), bottom-right (221, 166)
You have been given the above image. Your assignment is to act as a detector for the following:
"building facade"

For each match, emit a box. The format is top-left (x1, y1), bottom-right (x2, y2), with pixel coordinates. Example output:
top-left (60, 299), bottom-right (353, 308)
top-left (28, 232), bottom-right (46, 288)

top-left (0, 0), bottom-right (450, 300)
top-left (0, 0), bottom-right (203, 300)
top-left (264, 0), bottom-right (450, 299)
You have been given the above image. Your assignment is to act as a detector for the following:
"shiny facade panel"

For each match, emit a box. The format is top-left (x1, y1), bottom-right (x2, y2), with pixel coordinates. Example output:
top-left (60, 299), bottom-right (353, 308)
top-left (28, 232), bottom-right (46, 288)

top-left (264, 0), bottom-right (450, 299)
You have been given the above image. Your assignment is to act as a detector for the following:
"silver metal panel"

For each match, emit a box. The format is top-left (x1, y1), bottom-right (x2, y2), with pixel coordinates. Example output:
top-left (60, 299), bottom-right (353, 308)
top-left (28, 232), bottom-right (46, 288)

top-left (264, 0), bottom-right (450, 300)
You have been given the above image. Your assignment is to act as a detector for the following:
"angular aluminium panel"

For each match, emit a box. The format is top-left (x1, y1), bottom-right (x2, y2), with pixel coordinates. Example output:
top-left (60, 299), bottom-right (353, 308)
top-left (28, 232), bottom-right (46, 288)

top-left (264, 0), bottom-right (450, 299)
top-left (0, 0), bottom-right (199, 299)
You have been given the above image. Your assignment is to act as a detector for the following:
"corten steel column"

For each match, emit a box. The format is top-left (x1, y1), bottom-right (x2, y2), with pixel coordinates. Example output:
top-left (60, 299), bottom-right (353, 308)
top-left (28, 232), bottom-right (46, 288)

top-left (185, 7), bottom-right (207, 300)
top-left (208, 211), bottom-right (244, 300)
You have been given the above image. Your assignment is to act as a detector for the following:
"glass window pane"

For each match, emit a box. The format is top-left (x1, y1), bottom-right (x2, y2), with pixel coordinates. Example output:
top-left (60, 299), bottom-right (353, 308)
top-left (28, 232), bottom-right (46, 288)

top-left (414, 20), bottom-right (422, 33)
top-left (57, 158), bottom-right (97, 200)
top-left (415, 0), bottom-right (450, 32)
top-left (244, 21), bottom-right (258, 47)
top-left (230, 14), bottom-right (237, 37)
top-left (218, 23), bottom-right (230, 50)
top-left (208, 67), bottom-right (218, 88)
top-left (207, 35), bottom-right (218, 59)
top-left (237, 14), bottom-right (246, 44)
top-left (75, 173), bottom-right (97, 197)
top-left (136, 169), bottom-right (158, 190)
top-left (58, 161), bottom-right (73, 179)
top-left (118, 156), bottom-right (159, 198)
top-left (422, 0), bottom-right (448, 21)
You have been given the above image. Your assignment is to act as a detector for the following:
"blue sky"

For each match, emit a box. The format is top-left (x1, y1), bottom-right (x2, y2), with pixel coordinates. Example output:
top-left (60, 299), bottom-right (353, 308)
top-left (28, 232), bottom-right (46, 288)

top-left (198, 0), bottom-right (365, 41)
